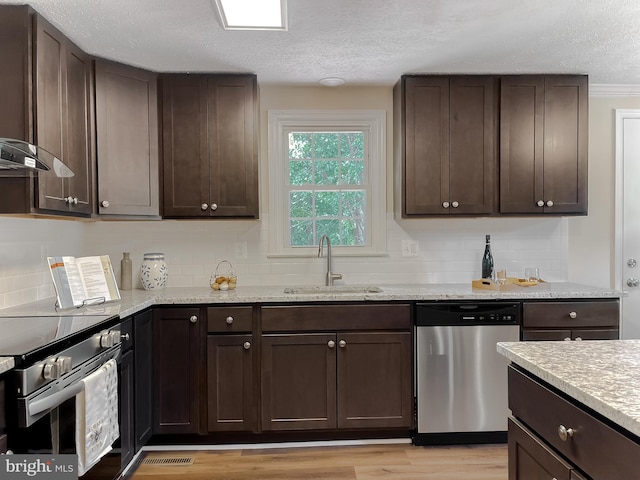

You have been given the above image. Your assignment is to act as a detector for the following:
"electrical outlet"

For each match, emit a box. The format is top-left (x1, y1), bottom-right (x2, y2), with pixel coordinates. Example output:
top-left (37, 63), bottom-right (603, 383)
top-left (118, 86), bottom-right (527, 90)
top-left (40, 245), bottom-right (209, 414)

top-left (402, 240), bottom-right (419, 257)
top-left (235, 241), bottom-right (248, 259)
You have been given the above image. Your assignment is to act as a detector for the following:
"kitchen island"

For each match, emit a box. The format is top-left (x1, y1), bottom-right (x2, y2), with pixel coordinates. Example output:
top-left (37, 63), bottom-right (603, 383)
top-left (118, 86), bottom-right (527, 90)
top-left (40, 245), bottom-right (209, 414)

top-left (498, 340), bottom-right (640, 479)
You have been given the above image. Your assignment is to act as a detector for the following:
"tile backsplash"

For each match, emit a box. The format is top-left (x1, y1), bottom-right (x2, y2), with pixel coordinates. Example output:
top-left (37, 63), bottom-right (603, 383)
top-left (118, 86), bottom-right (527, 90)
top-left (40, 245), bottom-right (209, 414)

top-left (0, 214), bottom-right (568, 308)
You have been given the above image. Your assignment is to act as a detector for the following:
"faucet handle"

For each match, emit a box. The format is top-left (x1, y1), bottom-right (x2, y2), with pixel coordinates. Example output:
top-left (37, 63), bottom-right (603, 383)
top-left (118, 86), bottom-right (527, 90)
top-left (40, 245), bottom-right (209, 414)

top-left (331, 273), bottom-right (343, 282)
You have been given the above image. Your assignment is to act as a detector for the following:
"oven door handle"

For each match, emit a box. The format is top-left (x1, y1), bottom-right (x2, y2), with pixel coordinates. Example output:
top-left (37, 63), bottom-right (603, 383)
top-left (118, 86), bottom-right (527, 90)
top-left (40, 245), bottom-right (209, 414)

top-left (28, 381), bottom-right (85, 417)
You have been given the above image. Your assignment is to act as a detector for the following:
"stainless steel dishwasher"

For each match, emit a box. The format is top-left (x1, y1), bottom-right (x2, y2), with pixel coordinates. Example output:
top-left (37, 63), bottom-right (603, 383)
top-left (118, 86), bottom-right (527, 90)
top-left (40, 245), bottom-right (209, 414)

top-left (413, 302), bottom-right (520, 445)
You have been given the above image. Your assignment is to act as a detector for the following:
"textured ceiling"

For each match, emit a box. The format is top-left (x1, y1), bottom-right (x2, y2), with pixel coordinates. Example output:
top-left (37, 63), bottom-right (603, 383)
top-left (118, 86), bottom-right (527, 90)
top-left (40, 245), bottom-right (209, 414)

top-left (1, 0), bottom-right (640, 86)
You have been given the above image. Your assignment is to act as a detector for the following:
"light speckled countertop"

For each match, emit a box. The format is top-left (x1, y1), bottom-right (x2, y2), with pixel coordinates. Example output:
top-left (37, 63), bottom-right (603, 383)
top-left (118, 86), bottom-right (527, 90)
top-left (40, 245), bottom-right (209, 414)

top-left (0, 356), bottom-right (15, 375)
top-left (0, 282), bottom-right (620, 320)
top-left (498, 340), bottom-right (640, 439)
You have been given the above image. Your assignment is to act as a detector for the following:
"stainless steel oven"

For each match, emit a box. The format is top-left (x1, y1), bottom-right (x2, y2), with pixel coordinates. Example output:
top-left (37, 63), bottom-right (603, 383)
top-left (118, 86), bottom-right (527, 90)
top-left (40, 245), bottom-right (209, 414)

top-left (1, 315), bottom-right (125, 479)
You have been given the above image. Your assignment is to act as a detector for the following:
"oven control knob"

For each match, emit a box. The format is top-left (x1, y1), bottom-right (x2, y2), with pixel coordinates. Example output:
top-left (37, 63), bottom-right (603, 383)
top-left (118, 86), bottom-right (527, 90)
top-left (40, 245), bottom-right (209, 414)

top-left (56, 356), bottom-right (72, 375)
top-left (100, 331), bottom-right (116, 348)
top-left (42, 360), bottom-right (61, 380)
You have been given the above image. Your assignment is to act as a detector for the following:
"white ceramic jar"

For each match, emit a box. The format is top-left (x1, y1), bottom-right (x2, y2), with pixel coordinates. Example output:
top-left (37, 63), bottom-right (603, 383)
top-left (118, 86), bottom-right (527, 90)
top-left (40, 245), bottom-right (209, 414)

top-left (140, 253), bottom-right (168, 290)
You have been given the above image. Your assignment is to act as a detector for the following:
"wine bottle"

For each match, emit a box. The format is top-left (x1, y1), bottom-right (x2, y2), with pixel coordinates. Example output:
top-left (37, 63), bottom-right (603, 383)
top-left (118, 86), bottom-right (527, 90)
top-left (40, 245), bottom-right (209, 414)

top-left (481, 235), bottom-right (494, 279)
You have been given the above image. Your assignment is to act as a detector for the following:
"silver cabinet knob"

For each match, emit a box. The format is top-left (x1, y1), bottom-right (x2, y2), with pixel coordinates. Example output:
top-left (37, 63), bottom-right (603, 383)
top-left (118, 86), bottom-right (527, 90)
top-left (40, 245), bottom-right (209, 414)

top-left (64, 196), bottom-right (72, 204)
top-left (558, 424), bottom-right (574, 441)
top-left (73, 197), bottom-right (78, 204)
top-left (563, 337), bottom-right (571, 341)
top-left (121, 333), bottom-right (130, 341)
top-left (569, 311), bottom-right (577, 319)
top-left (627, 278), bottom-right (640, 287)
top-left (339, 340), bottom-right (346, 348)
top-left (451, 201), bottom-right (459, 208)
top-left (201, 203), bottom-right (208, 211)
top-left (226, 316), bottom-right (234, 324)
top-left (442, 201), bottom-right (450, 208)
top-left (575, 337), bottom-right (583, 341)
top-left (211, 203), bottom-right (218, 211)
top-left (628, 258), bottom-right (637, 268)
top-left (537, 200), bottom-right (544, 207)
top-left (101, 200), bottom-right (109, 208)
top-left (190, 315), bottom-right (198, 323)
top-left (243, 341), bottom-right (251, 350)
top-left (328, 340), bottom-right (335, 348)
top-left (546, 200), bottom-right (554, 207)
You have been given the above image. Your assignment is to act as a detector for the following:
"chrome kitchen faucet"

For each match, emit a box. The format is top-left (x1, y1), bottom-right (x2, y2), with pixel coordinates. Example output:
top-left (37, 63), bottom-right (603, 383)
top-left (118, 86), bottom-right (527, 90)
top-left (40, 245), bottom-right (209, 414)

top-left (318, 235), bottom-right (342, 286)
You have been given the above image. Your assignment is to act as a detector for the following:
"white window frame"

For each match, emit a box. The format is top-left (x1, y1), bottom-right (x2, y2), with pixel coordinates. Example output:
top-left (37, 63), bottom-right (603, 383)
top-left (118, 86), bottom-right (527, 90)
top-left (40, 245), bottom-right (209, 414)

top-left (268, 109), bottom-right (387, 257)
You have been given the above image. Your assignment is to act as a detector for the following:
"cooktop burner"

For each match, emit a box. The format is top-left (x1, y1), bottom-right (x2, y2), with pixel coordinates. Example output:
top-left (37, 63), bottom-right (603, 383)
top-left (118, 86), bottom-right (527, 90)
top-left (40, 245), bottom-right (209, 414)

top-left (0, 314), bottom-right (117, 361)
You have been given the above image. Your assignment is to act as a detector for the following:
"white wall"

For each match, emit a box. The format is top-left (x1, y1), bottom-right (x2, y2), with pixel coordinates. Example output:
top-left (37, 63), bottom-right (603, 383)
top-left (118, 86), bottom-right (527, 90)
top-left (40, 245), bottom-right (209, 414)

top-left (10, 85), bottom-right (638, 307)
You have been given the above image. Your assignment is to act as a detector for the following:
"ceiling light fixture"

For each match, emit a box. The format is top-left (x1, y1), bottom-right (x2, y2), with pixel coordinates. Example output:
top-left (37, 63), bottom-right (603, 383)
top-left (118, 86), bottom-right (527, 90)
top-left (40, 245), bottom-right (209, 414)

top-left (214, 0), bottom-right (287, 30)
top-left (319, 77), bottom-right (346, 87)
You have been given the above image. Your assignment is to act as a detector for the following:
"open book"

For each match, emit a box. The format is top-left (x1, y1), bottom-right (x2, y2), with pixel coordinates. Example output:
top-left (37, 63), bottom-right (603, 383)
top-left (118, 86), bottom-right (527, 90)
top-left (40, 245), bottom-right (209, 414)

top-left (47, 256), bottom-right (121, 309)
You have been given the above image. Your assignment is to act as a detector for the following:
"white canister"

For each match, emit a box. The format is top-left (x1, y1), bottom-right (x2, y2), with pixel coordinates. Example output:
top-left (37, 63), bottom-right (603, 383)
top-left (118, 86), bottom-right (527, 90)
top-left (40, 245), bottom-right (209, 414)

top-left (140, 253), bottom-right (168, 290)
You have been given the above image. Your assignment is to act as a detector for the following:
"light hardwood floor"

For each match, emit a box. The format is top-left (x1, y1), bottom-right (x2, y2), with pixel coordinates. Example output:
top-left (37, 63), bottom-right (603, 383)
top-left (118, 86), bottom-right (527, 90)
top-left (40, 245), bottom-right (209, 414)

top-left (126, 443), bottom-right (508, 480)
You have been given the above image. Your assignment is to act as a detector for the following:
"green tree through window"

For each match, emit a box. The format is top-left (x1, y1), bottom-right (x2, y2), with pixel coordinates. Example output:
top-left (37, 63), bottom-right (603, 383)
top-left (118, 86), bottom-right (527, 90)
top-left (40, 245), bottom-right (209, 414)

top-left (288, 132), bottom-right (366, 247)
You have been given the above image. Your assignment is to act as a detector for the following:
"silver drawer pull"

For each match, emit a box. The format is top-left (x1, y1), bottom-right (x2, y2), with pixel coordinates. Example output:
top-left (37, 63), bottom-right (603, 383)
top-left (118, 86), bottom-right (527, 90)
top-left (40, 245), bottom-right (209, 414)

top-left (226, 316), bottom-right (234, 324)
top-left (190, 315), bottom-right (198, 323)
top-left (558, 424), bottom-right (574, 441)
top-left (569, 311), bottom-right (577, 319)
top-left (339, 340), bottom-right (346, 348)
top-left (328, 340), bottom-right (335, 348)
top-left (243, 341), bottom-right (251, 350)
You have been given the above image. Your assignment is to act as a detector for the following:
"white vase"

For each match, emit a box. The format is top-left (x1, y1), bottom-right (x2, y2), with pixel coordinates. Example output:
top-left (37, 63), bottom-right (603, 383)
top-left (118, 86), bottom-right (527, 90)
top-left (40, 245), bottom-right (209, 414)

top-left (140, 253), bottom-right (168, 290)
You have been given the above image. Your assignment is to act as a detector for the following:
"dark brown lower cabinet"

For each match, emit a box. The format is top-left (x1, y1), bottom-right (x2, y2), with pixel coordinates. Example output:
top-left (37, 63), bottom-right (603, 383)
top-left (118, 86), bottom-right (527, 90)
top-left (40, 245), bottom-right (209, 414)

top-left (508, 418), bottom-right (572, 480)
top-left (207, 334), bottom-right (256, 432)
top-left (261, 331), bottom-right (411, 432)
top-left (153, 307), bottom-right (204, 435)
top-left (134, 310), bottom-right (153, 449)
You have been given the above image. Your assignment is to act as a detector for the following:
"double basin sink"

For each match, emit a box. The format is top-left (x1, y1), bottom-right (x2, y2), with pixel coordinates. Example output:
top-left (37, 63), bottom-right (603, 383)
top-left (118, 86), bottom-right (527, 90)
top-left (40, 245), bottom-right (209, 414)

top-left (283, 285), bottom-right (383, 294)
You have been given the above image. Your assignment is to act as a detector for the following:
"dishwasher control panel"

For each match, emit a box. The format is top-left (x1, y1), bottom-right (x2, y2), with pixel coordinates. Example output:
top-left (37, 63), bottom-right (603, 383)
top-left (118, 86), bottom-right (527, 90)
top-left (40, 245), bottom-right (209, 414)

top-left (415, 302), bottom-right (520, 326)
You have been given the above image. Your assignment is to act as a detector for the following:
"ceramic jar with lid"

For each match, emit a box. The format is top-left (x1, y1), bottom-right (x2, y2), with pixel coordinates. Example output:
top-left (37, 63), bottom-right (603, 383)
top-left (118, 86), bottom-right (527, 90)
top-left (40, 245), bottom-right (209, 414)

top-left (140, 253), bottom-right (168, 290)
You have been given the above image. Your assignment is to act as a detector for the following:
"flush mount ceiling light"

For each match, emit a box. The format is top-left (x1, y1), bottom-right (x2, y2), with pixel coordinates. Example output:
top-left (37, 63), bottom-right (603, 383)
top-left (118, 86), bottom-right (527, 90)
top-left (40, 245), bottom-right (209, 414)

top-left (319, 77), bottom-right (346, 87)
top-left (214, 0), bottom-right (287, 30)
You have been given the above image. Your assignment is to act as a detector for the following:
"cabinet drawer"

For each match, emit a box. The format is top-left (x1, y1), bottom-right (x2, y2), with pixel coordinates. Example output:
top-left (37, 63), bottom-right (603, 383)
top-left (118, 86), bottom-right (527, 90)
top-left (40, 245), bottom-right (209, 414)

top-left (207, 306), bottom-right (253, 332)
top-left (522, 300), bottom-right (619, 328)
top-left (509, 366), bottom-right (639, 479)
top-left (261, 304), bottom-right (411, 332)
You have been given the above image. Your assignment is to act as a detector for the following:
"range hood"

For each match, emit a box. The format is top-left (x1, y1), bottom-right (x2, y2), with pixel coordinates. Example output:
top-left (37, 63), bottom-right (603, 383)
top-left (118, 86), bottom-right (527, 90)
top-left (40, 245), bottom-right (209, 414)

top-left (0, 138), bottom-right (74, 177)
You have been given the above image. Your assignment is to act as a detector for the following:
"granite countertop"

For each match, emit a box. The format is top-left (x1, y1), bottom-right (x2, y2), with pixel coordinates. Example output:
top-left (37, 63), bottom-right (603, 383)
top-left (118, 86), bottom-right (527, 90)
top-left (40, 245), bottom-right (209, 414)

top-left (0, 282), bottom-right (620, 320)
top-left (498, 340), bottom-right (640, 439)
top-left (0, 356), bottom-right (15, 375)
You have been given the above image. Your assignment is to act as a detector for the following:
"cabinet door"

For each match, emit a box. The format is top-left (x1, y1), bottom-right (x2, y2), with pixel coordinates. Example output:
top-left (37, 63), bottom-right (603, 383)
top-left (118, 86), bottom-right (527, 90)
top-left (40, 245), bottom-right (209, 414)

top-left (34, 15), bottom-right (67, 212)
top-left (96, 60), bottom-right (159, 216)
top-left (542, 76), bottom-right (588, 214)
top-left (449, 76), bottom-right (497, 214)
top-left (207, 334), bottom-right (256, 432)
top-left (153, 307), bottom-right (203, 435)
top-left (162, 75), bottom-right (210, 217)
top-left (134, 310), bottom-right (153, 451)
top-left (402, 76), bottom-right (449, 215)
top-left (500, 76), bottom-right (545, 214)
top-left (508, 417), bottom-right (572, 480)
top-left (34, 16), bottom-right (92, 215)
top-left (261, 333), bottom-right (336, 431)
top-left (119, 348), bottom-right (134, 469)
top-left (207, 75), bottom-right (258, 218)
top-left (337, 332), bottom-right (412, 429)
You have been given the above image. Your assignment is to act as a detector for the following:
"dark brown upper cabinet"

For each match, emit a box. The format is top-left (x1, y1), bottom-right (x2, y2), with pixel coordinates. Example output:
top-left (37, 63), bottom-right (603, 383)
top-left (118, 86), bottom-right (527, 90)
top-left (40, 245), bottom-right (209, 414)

top-left (161, 74), bottom-right (259, 218)
top-left (0, 6), bottom-right (93, 217)
top-left (95, 60), bottom-right (159, 217)
top-left (394, 75), bottom-right (498, 217)
top-left (500, 75), bottom-right (588, 215)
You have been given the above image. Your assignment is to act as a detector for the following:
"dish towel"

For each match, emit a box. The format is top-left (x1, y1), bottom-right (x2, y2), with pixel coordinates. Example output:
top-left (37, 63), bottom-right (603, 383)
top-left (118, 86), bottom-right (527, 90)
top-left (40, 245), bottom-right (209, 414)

top-left (76, 359), bottom-right (119, 476)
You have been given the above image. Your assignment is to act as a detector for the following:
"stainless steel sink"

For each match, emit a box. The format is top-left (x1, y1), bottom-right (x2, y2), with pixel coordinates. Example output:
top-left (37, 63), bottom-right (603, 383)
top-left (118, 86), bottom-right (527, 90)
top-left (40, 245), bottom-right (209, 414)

top-left (283, 285), bottom-right (383, 294)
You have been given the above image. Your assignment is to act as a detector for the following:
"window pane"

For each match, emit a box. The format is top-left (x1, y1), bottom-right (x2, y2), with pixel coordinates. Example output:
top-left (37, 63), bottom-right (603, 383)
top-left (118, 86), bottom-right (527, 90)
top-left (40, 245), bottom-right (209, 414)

top-left (289, 133), bottom-right (312, 159)
top-left (315, 191), bottom-right (339, 216)
top-left (290, 220), bottom-right (314, 246)
top-left (290, 191), bottom-right (313, 217)
top-left (317, 220), bottom-right (340, 244)
top-left (340, 160), bottom-right (364, 185)
top-left (290, 160), bottom-right (312, 185)
top-left (313, 133), bottom-right (339, 158)
top-left (342, 219), bottom-right (366, 246)
top-left (339, 133), bottom-right (364, 159)
top-left (341, 190), bottom-right (366, 217)
top-left (314, 160), bottom-right (339, 185)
